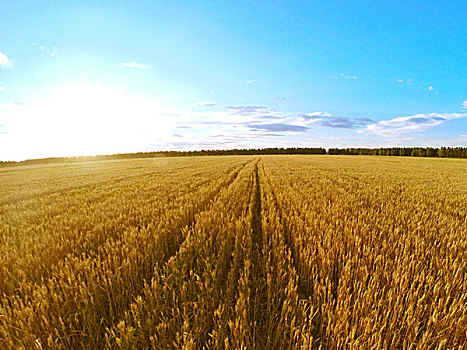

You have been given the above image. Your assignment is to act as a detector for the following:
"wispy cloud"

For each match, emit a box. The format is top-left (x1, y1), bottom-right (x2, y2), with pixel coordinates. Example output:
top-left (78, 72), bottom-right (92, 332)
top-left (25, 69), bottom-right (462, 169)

top-left (119, 62), bottom-right (151, 70)
top-left (247, 123), bottom-right (308, 132)
top-left (332, 73), bottom-right (357, 80)
top-left (174, 104), bottom-right (311, 142)
top-left (321, 117), bottom-right (374, 129)
top-left (463, 100), bottom-right (467, 108)
top-left (361, 113), bottom-right (467, 136)
top-left (0, 86), bottom-right (19, 91)
top-left (226, 105), bottom-right (275, 116)
top-left (273, 97), bottom-right (286, 102)
top-left (32, 43), bottom-right (58, 57)
top-left (255, 115), bottom-right (283, 120)
top-left (246, 79), bottom-right (256, 84)
top-left (193, 101), bottom-right (215, 107)
top-left (301, 112), bottom-right (331, 121)
top-left (0, 51), bottom-right (13, 68)
top-left (397, 78), bottom-right (411, 84)
top-left (427, 86), bottom-right (438, 95)
top-left (300, 112), bottom-right (374, 129)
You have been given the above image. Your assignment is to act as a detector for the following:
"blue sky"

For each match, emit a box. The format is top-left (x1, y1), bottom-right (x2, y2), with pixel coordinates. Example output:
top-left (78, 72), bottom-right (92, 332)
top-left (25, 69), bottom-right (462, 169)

top-left (0, 0), bottom-right (466, 160)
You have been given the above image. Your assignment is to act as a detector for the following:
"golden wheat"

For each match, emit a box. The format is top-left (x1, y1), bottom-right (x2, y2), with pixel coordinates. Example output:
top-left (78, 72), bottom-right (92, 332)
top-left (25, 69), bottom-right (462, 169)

top-left (0, 155), bottom-right (465, 349)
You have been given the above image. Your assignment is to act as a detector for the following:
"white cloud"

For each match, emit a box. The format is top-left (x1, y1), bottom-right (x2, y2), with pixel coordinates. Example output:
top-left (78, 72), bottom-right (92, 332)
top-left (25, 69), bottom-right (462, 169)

top-left (32, 43), bottom-right (58, 57)
top-left (304, 112), bottom-right (331, 118)
top-left (175, 105), bottom-right (310, 138)
top-left (119, 62), bottom-right (151, 70)
top-left (273, 97), bottom-right (286, 102)
top-left (0, 94), bottom-right (316, 160)
top-left (361, 113), bottom-right (467, 136)
top-left (397, 78), bottom-right (411, 84)
top-left (226, 105), bottom-right (275, 116)
top-left (462, 100), bottom-right (467, 108)
top-left (193, 101), bottom-right (215, 107)
top-left (246, 80), bottom-right (256, 84)
top-left (332, 73), bottom-right (357, 80)
top-left (428, 86), bottom-right (434, 92)
top-left (0, 85), bottom-right (175, 161)
top-left (43, 46), bottom-right (58, 56)
top-left (0, 51), bottom-right (13, 68)
top-left (0, 87), bottom-right (5, 91)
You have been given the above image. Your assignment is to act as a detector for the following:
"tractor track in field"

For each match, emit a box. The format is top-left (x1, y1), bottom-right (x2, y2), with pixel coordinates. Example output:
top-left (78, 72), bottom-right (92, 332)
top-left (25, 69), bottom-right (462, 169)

top-left (249, 159), bottom-right (268, 348)
top-left (103, 158), bottom-right (258, 346)
top-left (159, 158), bottom-right (255, 267)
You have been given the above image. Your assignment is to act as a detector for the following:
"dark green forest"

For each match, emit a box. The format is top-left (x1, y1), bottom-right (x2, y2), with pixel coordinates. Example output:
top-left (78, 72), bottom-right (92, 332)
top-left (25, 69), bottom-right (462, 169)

top-left (328, 146), bottom-right (467, 158)
top-left (1, 147), bottom-right (466, 167)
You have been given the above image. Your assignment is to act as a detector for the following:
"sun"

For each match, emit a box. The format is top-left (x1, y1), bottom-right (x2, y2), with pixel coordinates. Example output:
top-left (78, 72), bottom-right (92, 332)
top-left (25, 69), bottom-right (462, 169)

top-left (0, 84), bottom-right (176, 160)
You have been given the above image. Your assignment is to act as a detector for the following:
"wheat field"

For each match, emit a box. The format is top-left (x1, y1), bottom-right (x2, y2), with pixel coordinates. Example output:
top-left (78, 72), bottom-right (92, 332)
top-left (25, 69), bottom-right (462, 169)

top-left (0, 155), bottom-right (465, 349)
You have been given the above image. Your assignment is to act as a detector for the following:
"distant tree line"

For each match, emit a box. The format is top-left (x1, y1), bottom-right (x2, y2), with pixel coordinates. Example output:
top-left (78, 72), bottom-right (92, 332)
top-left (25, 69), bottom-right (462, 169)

top-left (0, 148), bottom-right (326, 167)
top-left (0, 161), bottom-right (17, 167)
top-left (1, 146), bottom-right (465, 167)
top-left (68, 147), bottom-right (327, 160)
top-left (328, 147), bottom-right (467, 158)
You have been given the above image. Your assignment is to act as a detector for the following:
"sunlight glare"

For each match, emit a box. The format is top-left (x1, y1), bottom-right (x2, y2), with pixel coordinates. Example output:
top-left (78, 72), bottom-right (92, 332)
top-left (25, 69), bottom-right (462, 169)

top-left (0, 84), bottom-right (176, 160)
